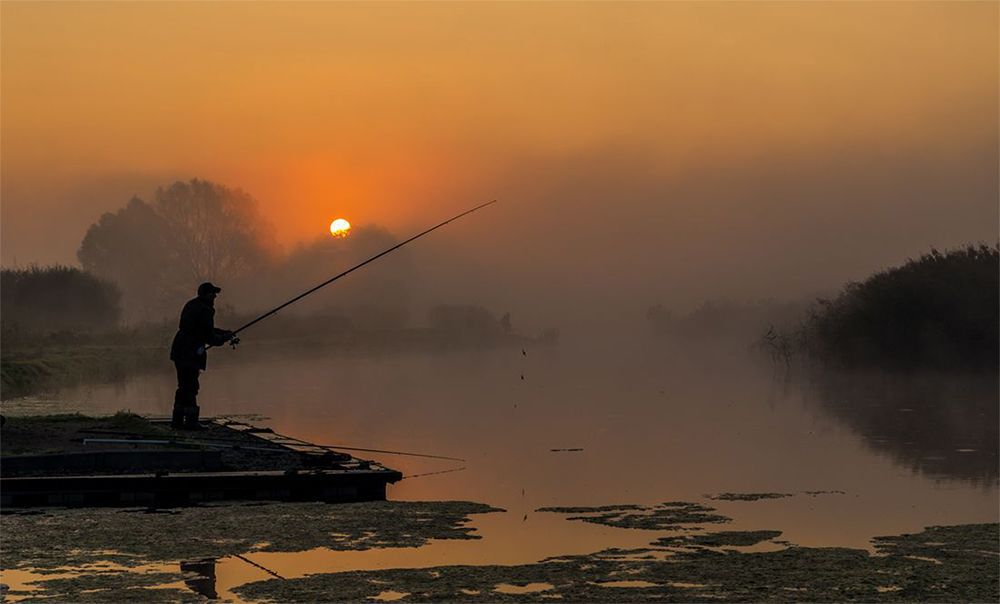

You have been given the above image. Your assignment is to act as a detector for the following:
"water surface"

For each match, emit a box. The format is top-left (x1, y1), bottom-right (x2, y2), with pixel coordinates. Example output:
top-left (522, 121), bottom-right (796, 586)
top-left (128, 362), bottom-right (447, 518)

top-left (3, 333), bottom-right (996, 600)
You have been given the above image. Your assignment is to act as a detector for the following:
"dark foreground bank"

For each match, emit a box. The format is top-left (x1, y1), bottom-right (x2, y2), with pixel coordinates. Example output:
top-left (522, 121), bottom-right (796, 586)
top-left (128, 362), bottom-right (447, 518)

top-left (1, 499), bottom-right (996, 602)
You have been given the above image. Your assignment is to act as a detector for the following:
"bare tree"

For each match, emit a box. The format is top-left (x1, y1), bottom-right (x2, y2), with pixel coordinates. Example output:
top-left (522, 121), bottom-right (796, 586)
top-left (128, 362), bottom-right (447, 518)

top-left (77, 180), bottom-right (276, 321)
top-left (153, 179), bottom-right (275, 282)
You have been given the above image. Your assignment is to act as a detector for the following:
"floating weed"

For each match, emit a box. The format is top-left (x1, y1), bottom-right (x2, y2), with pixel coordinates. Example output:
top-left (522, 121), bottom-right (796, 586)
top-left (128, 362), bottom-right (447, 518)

top-left (707, 492), bottom-right (793, 502)
top-left (1, 500), bottom-right (502, 601)
top-left (11, 570), bottom-right (194, 603)
top-left (2, 500), bottom-right (502, 571)
top-left (707, 491), bottom-right (847, 502)
top-left (537, 502), bottom-right (730, 530)
top-left (535, 505), bottom-right (644, 514)
top-left (234, 524), bottom-right (999, 603)
top-left (655, 530), bottom-right (783, 548)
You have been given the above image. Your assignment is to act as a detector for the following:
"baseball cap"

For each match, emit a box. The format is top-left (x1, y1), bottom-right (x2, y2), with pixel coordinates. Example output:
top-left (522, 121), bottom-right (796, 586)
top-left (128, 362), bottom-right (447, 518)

top-left (197, 282), bottom-right (222, 296)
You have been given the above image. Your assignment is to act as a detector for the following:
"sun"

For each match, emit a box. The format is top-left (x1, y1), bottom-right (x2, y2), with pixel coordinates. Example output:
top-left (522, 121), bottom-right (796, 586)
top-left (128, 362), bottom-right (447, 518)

top-left (329, 218), bottom-right (352, 238)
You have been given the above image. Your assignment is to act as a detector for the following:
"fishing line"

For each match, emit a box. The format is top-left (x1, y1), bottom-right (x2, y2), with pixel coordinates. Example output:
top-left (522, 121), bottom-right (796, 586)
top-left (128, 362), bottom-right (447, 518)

top-left (399, 467), bottom-right (467, 481)
top-left (315, 444), bottom-right (465, 462)
top-left (254, 429), bottom-right (467, 462)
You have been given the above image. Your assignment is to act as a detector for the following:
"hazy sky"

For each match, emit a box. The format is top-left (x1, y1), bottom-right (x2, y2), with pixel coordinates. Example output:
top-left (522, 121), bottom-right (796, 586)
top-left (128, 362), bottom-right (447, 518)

top-left (2, 2), bottom-right (996, 323)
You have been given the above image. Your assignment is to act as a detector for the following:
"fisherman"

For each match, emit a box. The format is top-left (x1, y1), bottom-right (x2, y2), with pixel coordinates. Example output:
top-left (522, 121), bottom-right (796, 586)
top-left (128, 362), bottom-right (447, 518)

top-left (170, 282), bottom-right (234, 429)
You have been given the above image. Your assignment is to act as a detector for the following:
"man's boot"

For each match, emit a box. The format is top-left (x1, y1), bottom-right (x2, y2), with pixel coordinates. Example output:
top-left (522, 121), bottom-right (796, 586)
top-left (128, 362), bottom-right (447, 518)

top-left (171, 405), bottom-right (185, 429)
top-left (183, 404), bottom-right (201, 430)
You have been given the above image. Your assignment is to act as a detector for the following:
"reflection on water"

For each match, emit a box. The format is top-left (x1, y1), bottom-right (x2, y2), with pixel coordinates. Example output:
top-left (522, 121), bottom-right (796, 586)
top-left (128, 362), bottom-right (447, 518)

top-left (805, 371), bottom-right (999, 485)
top-left (371, 589), bottom-right (411, 601)
top-left (494, 582), bottom-right (555, 594)
top-left (180, 558), bottom-right (218, 600)
top-left (2, 333), bottom-right (997, 600)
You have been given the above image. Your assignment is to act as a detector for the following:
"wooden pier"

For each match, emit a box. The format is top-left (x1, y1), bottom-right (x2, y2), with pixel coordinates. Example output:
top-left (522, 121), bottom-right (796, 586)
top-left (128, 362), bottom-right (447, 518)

top-left (0, 417), bottom-right (402, 508)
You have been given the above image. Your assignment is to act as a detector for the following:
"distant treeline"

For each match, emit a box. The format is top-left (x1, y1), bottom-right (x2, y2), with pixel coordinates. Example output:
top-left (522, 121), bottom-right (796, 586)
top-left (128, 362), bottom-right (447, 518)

top-left (647, 299), bottom-right (807, 342)
top-left (0, 301), bottom-right (540, 398)
top-left (218, 303), bottom-right (523, 342)
top-left (757, 244), bottom-right (999, 371)
top-left (75, 177), bottom-right (420, 327)
top-left (1, 266), bottom-right (121, 334)
top-left (0, 261), bottom-right (528, 348)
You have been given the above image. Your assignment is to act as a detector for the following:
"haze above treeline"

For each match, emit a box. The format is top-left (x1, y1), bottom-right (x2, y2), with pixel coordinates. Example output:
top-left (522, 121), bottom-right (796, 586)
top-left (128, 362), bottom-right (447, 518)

top-left (2, 2), bottom-right (997, 329)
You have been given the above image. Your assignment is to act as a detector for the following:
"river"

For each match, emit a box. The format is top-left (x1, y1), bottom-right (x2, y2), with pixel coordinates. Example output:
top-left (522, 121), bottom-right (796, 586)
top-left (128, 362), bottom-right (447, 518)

top-left (2, 332), bottom-right (997, 600)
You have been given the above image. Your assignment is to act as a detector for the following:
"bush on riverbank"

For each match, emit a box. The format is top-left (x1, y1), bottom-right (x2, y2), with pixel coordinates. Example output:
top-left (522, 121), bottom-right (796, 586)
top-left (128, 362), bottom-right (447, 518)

top-left (1, 266), bottom-right (122, 333)
top-left (787, 244), bottom-right (998, 371)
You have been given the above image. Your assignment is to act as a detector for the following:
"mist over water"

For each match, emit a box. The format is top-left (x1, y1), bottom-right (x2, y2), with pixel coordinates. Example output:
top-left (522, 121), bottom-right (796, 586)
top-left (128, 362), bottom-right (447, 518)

top-left (11, 331), bottom-right (996, 542)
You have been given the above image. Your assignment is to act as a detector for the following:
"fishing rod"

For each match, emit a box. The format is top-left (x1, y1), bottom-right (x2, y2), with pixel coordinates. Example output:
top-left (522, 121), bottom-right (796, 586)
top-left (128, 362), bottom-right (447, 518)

top-left (222, 199), bottom-right (498, 346)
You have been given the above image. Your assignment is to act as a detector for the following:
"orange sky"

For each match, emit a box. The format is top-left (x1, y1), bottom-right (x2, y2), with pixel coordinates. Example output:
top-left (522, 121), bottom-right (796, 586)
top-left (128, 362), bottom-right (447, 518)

top-left (1, 2), bottom-right (996, 315)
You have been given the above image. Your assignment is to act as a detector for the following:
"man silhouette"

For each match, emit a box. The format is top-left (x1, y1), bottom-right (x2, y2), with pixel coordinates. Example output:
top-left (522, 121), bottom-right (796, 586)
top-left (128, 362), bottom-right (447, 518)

top-left (169, 282), bottom-right (234, 429)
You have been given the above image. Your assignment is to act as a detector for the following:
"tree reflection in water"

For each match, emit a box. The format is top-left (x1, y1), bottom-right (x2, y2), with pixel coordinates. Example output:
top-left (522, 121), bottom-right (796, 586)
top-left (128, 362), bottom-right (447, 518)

top-left (805, 371), bottom-right (998, 485)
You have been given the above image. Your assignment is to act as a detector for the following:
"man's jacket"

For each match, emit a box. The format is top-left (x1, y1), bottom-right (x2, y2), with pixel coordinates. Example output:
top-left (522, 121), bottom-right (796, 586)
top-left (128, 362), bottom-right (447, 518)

top-left (169, 297), bottom-right (230, 370)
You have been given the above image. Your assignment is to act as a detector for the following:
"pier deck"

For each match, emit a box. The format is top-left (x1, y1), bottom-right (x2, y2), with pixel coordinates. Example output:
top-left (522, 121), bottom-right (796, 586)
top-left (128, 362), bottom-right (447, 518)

top-left (0, 416), bottom-right (402, 508)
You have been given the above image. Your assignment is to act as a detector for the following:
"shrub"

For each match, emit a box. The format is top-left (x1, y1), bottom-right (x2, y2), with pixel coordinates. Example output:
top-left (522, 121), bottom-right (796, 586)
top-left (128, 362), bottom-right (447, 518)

top-left (1, 266), bottom-right (122, 334)
top-left (800, 244), bottom-right (998, 370)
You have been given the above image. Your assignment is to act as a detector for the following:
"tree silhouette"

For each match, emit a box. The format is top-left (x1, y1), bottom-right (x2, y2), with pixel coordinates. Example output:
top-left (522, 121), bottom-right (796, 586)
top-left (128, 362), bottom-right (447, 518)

top-left (154, 179), bottom-right (274, 283)
top-left (78, 196), bottom-right (177, 321)
top-left (267, 225), bottom-right (413, 329)
top-left (77, 180), bottom-right (275, 321)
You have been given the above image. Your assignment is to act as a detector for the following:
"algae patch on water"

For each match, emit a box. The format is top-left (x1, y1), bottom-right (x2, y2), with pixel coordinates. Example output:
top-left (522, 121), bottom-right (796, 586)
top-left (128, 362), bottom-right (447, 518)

top-left (2, 500), bottom-right (502, 570)
top-left (536, 502), bottom-right (730, 530)
top-left (3, 570), bottom-right (196, 603)
top-left (707, 492), bottom-right (794, 502)
top-left (706, 491), bottom-right (846, 501)
top-left (1, 500), bottom-right (502, 601)
top-left (655, 530), bottom-right (783, 548)
top-left (234, 523), bottom-right (999, 603)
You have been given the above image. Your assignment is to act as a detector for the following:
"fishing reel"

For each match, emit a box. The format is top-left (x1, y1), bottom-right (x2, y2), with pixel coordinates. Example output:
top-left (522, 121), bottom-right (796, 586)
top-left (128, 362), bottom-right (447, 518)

top-left (229, 336), bottom-right (241, 349)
